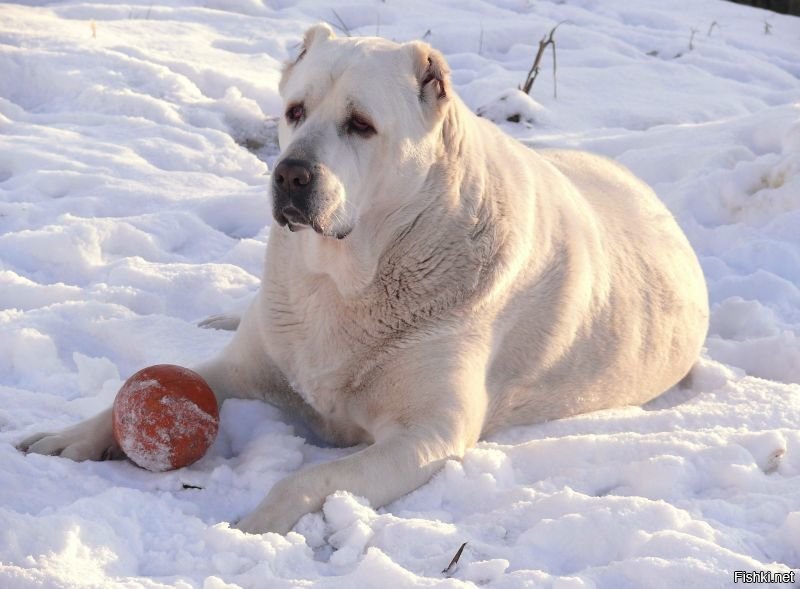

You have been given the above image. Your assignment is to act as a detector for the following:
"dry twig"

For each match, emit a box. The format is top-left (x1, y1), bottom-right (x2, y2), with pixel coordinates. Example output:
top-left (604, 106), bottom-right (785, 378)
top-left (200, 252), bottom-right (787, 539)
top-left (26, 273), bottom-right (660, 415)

top-left (330, 9), bottom-right (352, 37)
top-left (689, 27), bottom-right (698, 51)
top-left (442, 542), bottom-right (467, 576)
top-left (520, 22), bottom-right (565, 98)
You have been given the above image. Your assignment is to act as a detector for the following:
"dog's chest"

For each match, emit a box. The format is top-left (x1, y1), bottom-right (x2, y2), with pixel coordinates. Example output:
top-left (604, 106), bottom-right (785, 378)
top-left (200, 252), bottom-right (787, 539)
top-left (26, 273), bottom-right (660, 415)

top-left (265, 276), bottom-right (376, 421)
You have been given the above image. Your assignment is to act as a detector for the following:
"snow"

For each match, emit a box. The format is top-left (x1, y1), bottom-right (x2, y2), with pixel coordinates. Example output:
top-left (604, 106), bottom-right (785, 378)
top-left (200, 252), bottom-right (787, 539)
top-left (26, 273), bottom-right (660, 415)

top-left (1, 0), bottom-right (799, 587)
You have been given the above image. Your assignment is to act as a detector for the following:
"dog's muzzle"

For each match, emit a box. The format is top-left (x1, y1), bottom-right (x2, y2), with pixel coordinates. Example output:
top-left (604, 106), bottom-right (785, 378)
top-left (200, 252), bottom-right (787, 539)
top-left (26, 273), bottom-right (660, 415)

top-left (271, 158), bottom-right (351, 239)
top-left (272, 158), bottom-right (314, 230)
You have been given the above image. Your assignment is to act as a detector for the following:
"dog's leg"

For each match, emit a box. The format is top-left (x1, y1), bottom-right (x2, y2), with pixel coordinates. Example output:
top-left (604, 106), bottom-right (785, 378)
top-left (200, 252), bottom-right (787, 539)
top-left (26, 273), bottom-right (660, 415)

top-left (13, 359), bottom-right (250, 462)
top-left (234, 427), bottom-right (463, 534)
top-left (18, 299), bottom-right (287, 462)
top-left (14, 355), bottom-right (253, 461)
top-left (234, 343), bottom-right (488, 535)
top-left (234, 380), bottom-right (483, 535)
top-left (16, 353), bottom-right (279, 462)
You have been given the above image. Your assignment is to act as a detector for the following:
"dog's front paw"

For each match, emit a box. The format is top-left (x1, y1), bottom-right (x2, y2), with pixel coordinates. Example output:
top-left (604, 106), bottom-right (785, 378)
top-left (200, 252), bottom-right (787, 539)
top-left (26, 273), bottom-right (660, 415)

top-left (234, 500), bottom-right (306, 536)
top-left (234, 479), bottom-right (316, 535)
top-left (16, 408), bottom-right (123, 462)
top-left (17, 430), bottom-right (123, 461)
top-left (234, 509), bottom-right (292, 536)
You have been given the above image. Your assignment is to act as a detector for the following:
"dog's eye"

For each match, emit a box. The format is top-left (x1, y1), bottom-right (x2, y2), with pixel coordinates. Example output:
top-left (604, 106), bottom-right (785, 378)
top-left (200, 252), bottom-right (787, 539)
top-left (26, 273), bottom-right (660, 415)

top-left (347, 113), bottom-right (376, 137)
top-left (286, 103), bottom-right (305, 125)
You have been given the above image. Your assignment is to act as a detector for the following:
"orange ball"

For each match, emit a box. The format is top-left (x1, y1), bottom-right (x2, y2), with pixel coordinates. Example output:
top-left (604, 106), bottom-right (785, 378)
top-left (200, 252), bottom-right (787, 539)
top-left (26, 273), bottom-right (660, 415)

top-left (112, 364), bottom-right (219, 472)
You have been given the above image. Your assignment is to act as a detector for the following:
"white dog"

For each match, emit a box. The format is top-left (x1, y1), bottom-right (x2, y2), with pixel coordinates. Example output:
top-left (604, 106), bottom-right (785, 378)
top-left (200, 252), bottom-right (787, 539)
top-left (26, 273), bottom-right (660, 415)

top-left (18, 24), bottom-right (709, 535)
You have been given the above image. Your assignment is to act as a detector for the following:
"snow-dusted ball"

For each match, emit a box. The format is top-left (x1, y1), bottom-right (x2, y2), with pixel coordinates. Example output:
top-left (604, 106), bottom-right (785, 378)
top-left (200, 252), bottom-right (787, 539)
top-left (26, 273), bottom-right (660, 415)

top-left (112, 365), bottom-right (219, 472)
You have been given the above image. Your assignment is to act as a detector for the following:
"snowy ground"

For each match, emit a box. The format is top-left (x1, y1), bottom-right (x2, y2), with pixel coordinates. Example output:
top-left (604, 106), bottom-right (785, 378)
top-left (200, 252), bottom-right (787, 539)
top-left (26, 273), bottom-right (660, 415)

top-left (1, 1), bottom-right (800, 587)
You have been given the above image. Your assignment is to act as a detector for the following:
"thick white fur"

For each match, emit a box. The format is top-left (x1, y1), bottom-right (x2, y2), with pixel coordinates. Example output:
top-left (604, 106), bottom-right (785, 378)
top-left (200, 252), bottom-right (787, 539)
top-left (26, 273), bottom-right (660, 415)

top-left (18, 25), bottom-right (709, 535)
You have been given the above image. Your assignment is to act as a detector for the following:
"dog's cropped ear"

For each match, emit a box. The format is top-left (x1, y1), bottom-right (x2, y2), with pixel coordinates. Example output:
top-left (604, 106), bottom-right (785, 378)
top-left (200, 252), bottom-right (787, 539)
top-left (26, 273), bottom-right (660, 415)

top-left (405, 41), bottom-right (450, 116)
top-left (302, 23), bottom-right (335, 53)
top-left (281, 24), bottom-right (335, 92)
top-left (293, 23), bottom-right (335, 64)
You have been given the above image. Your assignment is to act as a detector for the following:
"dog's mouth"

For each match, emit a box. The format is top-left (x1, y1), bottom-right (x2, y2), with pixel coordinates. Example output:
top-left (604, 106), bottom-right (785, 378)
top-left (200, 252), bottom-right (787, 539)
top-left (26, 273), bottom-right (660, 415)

top-left (278, 213), bottom-right (351, 240)
top-left (284, 219), bottom-right (309, 233)
top-left (309, 223), bottom-right (352, 240)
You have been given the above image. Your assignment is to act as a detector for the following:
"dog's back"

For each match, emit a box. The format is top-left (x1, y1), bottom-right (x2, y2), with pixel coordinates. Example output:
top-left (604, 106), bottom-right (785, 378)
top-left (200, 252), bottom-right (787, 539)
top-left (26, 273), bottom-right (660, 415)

top-left (482, 145), bottom-right (709, 431)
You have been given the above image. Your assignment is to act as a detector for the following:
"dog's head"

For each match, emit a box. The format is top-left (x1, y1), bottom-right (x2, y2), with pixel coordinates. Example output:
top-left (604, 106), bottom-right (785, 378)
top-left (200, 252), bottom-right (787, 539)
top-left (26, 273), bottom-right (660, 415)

top-left (272, 24), bottom-right (451, 239)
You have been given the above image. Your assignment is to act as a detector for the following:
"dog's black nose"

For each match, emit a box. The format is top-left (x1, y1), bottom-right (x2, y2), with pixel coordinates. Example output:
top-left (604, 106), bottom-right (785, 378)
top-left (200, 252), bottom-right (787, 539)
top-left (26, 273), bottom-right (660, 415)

top-left (274, 159), bottom-right (312, 193)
